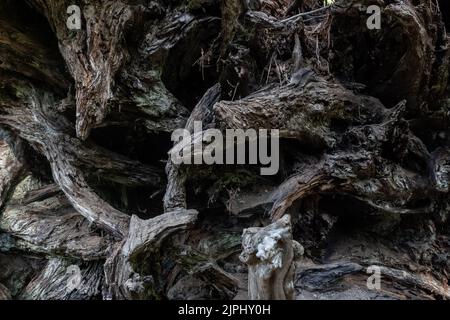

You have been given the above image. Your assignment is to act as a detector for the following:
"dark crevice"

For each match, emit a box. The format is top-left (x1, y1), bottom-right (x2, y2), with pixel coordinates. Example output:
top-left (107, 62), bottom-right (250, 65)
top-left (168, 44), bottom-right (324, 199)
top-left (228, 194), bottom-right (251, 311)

top-left (90, 126), bottom-right (172, 166)
top-left (438, 0), bottom-right (450, 31)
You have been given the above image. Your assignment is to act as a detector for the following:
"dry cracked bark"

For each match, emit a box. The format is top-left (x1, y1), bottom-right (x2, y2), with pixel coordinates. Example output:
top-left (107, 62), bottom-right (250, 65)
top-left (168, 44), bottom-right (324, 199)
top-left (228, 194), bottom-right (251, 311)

top-left (104, 209), bottom-right (198, 300)
top-left (0, 0), bottom-right (450, 301)
top-left (21, 258), bottom-right (104, 300)
top-left (0, 283), bottom-right (11, 300)
top-left (0, 89), bottom-right (155, 238)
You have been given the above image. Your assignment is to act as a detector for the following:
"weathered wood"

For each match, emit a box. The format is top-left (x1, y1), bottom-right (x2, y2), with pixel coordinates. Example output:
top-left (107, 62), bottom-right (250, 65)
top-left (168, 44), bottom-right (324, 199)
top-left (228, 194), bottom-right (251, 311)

top-left (330, 0), bottom-right (449, 112)
top-left (28, 0), bottom-right (141, 140)
top-left (0, 252), bottom-right (44, 298)
top-left (0, 0), bottom-right (449, 301)
top-left (295, 261), bottom-right (450, 300)
top-left (176, 244), bottom-right (241, 299)
top-left (0, 2), bottom-right (70, 93)
top-left (214, 74), bottom-right (388, 147)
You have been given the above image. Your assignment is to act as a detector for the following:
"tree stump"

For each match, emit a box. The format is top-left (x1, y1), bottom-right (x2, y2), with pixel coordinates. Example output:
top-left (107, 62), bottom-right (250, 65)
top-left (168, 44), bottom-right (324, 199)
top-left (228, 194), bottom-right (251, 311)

top-left (240, 215), bottom-right (295, 300)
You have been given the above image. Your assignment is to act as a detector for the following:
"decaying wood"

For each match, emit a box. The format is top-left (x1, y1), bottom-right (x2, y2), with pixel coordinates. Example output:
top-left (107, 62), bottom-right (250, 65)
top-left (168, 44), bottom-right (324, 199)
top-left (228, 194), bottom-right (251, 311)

top-left (21, 258), bottom-right (104, 300)
top-left (0, 283), bottom-right (11, 300)
top-left (295, 261), bottom-right (450, 300)
top-left (215, 74), bottom-right (388, 146)
top-left (0, 0), bottom-right (450, 300)
top-left (240, 215), bottom-right (296, 300)
top-left (28, 0), bottom-right (140, 140)
top-left (164, 84), bottom-right (221, 212)
top-left (104, 209), bottom-right (198, 300)
top-left (175, 244), bottom-right (241, 299)
top-left (0, 252), bottom-right (44, 298)
top-left (0, 181), bottom-right (111, 260)
top-left (190, 262), bottom-right (240, 298)
top-left (0, 131), bottom-right (26, 208)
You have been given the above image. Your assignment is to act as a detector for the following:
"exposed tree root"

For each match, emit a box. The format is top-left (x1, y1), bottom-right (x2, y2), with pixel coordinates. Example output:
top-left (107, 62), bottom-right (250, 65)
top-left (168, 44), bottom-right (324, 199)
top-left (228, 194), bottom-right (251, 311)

top-left (0, 0), bottom-right (449, 300)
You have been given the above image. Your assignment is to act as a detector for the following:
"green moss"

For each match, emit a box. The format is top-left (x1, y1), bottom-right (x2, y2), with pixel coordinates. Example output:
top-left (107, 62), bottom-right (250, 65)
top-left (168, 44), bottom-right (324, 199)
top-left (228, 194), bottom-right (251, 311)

top-left (190, 166), bottom-right (257, 188)
top-left (187, 0), bottom-right (202, 11)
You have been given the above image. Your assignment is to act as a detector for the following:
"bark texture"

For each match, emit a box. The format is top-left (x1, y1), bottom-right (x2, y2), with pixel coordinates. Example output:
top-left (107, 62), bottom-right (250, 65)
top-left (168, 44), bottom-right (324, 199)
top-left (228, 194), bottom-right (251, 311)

top-left (0, 0), bottom-right (450, 300)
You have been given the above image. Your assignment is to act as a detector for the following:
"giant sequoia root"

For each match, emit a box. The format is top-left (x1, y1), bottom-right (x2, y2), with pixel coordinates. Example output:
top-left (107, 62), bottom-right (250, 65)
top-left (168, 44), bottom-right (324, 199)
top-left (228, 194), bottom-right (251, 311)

top-left (240, 215), bottom-right (296, 300)
top-left (0, 0), bottom-right (450, 301)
